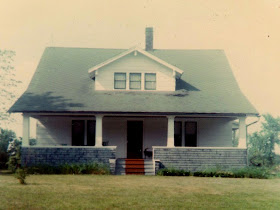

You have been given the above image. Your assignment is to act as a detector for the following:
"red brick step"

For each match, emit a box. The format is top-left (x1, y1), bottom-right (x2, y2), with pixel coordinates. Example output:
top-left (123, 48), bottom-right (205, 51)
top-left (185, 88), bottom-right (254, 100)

top-left (125, 159), bottom-right (145, 175)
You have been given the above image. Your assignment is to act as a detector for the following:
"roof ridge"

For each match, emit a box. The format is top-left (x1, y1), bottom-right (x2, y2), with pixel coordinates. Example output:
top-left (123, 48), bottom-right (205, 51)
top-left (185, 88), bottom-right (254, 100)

top-left (44, 46), bottom-right (224, 51)
top-left (45, 46), bottom-right (128, 50)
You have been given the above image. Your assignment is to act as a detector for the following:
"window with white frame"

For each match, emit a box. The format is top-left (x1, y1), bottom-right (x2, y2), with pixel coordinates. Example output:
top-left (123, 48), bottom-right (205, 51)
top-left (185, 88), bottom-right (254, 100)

top-left (72, 120), bottom-right (96, 146)
top-left (114, 72), bottom-right (126, 89)
top-left (145, 73), bottom-right (156, 90)
top-left (129, 73), bottom-right (141, 90)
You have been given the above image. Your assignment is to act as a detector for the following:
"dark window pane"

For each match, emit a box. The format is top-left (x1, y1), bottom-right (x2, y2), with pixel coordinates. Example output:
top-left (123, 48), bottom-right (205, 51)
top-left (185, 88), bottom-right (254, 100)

top-left (145, 73), bottom-right (156, 81)
top-left (87, 120), bottom-right (96, 146)
top-left (130, 73), bottom-right (141, 90)
top-left (115, 81), bottom-right (126, 89)
top-left (130, 81), bottom-right (141, 89)
top-left (115, 73), bottom-right (126, 80)
top-left (185, 122), bottom-right (197, 147)
top-left (174, 121), bottom-right (182, 147)
top-left (145, 81), bottom-right (156, 90)
top-left (114, 73), bottom-right (126, 89)
top-left (145, 73), bottom-right (156, 90)
top-left (72, 120), bottom-right (85, 146)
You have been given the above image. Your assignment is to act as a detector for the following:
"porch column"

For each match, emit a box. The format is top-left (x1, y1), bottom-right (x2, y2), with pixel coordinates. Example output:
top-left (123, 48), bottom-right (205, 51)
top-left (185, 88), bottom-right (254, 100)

top-left (95, 115), bottom-right (103, 147)
top-left (167, 116), bottom-right (175, 147)
top-left (22, 114), bottom-right (30, 147)
top-left (238, 116), bottom-right (247, 148)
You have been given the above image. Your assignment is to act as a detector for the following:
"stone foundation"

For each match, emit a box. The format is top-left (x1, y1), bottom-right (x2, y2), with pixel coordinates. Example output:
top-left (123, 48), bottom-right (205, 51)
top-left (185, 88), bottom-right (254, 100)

top-left (153, 147), bottom-right (247, 172)
top-left (21, 146), bottom-right (116, 167)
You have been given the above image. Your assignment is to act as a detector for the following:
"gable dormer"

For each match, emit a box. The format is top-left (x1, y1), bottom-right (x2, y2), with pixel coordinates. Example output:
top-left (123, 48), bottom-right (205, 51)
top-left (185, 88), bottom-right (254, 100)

top-left (88, 47), bottom-right (184, 91)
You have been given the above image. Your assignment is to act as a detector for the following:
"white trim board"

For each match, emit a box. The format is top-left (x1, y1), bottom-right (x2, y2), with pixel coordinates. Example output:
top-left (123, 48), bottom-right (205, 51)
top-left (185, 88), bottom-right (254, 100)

top-left (88, 47), bottom-right (184, 79)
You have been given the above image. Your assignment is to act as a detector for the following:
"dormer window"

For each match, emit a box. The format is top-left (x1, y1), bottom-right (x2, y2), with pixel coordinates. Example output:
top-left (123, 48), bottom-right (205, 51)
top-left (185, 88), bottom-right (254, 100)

top-left (114, 73), bottom-right (126, 89)
top-left (129, 73), bottom-right (141, 90)
top-left (145, 73), bottom-right (156, 90)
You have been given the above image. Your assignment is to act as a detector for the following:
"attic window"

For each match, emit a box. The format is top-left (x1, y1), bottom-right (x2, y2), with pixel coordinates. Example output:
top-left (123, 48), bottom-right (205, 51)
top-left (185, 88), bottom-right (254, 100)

top-left (129, 73), bottom-right (141, 90)
top-left (145, 73), bottom-right (156, 90)
top-left (114, 73), bottom-right (126, 89)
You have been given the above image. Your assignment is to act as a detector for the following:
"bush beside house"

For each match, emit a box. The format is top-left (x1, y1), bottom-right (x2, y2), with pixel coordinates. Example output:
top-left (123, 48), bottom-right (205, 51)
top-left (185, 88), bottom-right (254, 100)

top-left (0, 128), bottom-right (16, 169)
top-left (157, 166), bottom-right (271, 179)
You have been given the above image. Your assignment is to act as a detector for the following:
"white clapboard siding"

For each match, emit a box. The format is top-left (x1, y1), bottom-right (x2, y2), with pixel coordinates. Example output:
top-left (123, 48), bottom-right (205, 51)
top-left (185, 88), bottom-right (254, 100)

top-left (36, 116), bottom-right (72, 146)
top-left (197, 118), bottom-right (233, 147)
top-left (103, 117), bottom-right (127, 159)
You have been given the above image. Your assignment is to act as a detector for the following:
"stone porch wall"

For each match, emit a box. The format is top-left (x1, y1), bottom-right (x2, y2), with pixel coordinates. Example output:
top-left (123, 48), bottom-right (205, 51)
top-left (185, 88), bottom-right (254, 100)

top-left (21, 146), bottom-right (116, 167)
top-left (153, 147), bottom-right (247, 172)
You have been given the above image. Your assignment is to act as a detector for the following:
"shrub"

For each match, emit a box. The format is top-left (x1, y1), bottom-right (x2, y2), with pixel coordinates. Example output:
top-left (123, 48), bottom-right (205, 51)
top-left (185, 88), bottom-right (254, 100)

top-left (29, 138), bottom-right (37, 146)
top-left (27, 162), bottom-right (110, 175)
top-left (191, 167), bottom-right (270, 179)
top-left (194, 167), bottom-right (234, 178)
top-left (0, 128), bottom-right (17, 169)
top-left (7, 139), bottom-right (21, 172)
top-left (14, 168), bottom-right (28, 184)
top-left (157, 168), bottom-right (190, 176)
top-left (231, 167), bottom-right (270, 179)
top-left (160, 166), bottom-right (271, 179)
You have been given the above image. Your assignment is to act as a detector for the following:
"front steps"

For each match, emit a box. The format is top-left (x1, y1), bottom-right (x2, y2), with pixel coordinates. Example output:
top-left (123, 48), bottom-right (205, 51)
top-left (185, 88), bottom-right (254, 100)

top-left (115, 159), bottom-right (155, 175)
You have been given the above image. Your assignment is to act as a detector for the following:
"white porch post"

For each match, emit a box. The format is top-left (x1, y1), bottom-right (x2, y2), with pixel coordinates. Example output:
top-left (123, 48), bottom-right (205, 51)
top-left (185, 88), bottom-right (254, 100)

top-left (167, 116), bottom-right (175, 147)
top-left (238, 116), bottom-right (247, 148)
top-left (95, 115), bottom-right (103, 147)
top-left (22, 114), bottom-right (30, 147)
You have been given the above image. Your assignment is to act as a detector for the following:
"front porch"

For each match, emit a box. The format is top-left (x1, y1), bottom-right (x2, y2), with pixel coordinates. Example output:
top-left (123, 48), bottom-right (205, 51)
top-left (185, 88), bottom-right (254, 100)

top-left (21, 113), bottom-right (248, 173)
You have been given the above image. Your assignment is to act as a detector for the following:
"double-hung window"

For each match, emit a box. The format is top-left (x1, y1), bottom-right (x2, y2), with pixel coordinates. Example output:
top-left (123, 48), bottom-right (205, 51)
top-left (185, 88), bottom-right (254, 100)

top-left (145, 73), bottom-right (156, 90)
top-left (114, 73), bottom-right (126, 89)
top-left (129, 73), bottom-right (141, 90)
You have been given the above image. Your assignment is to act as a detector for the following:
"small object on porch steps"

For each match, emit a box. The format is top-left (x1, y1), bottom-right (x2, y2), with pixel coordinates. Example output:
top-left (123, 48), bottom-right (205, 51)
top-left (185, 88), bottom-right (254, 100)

top-left (144, 148), bottom-right (153, 159)
top-left (102, 141), bottom-right (109, 146)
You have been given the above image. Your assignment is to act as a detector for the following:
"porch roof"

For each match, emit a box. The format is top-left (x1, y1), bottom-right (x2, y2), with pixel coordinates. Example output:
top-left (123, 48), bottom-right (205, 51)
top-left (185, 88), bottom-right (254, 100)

top-left (9, 47), bottom-right (258, 116)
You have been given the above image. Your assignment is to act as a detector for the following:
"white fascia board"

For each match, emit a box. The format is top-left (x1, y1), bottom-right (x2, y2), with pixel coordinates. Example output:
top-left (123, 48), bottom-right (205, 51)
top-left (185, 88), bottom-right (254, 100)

top-left (88, 47), bottom-right (184, 79)
top-left (136, 48), bottom-right (184, 75)
top-left (88, 47), bottom-right (136, 78)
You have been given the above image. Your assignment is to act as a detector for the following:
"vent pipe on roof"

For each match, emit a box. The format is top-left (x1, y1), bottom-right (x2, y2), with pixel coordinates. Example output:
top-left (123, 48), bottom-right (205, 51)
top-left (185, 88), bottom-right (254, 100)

top-left (145, 27), bottom-right (153, 51)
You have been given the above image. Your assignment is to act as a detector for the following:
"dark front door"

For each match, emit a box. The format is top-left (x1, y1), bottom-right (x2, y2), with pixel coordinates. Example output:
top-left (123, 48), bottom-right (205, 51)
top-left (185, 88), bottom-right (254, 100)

top-left (127, 121), bottom-right (143, 159)
top-left (185, 122), bottom-right (197, 147)
top-left (72, 120), bottom-right (85, 146)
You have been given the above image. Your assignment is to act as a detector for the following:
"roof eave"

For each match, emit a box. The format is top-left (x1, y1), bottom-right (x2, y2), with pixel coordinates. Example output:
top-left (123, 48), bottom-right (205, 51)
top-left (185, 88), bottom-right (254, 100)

top-left (10, 110), bottom-right (259, 117)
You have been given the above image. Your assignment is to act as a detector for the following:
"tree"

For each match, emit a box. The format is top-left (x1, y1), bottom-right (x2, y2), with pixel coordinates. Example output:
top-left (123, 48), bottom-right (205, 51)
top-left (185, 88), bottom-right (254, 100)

top-left (0, 128), bottom-right (17, 169)
top-left (248, 114), bottom-right (280, 166)
top-left (0, 50), bottom-right (21, 128)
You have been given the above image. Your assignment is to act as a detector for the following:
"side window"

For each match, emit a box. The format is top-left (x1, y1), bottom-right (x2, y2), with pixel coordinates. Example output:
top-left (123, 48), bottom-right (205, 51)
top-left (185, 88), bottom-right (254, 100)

top-left (72, 120), bottom-right (96, 146)
top-left (145, 73), bottom-right (156, 90)
top-left (129, 73), bottom-right (141, 90)
top-left (114, 73), bottom-right (126, 89)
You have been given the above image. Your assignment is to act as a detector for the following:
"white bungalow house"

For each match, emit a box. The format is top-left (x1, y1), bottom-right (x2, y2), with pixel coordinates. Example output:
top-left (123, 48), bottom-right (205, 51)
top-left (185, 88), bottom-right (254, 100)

top-left (9, 28), bottom-right (259, 175)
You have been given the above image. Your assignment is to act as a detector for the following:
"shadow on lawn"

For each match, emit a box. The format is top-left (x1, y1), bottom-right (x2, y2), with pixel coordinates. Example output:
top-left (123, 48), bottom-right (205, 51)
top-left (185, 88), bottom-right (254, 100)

top-left (0, 170), bottom-right (13, 176)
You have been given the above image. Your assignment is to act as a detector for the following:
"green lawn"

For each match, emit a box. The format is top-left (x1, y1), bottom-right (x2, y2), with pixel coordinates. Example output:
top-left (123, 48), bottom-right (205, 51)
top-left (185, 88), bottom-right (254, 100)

top-left (0, 173), bottom-right (280, 209)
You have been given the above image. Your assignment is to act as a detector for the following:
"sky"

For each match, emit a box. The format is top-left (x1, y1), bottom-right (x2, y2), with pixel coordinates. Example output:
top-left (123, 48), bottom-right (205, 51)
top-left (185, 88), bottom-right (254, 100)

top-left (1, 0), bottom-right (280, 136)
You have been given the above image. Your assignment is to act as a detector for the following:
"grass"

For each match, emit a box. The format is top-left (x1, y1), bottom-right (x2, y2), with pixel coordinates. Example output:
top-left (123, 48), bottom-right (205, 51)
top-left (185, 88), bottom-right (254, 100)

top-left (0, 173), bottom-right (280, 209)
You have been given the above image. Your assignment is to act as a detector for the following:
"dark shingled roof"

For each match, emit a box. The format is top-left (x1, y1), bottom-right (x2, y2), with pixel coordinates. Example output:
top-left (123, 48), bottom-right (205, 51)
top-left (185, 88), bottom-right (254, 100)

top-left (9, 47), bottom-right (258, 115)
